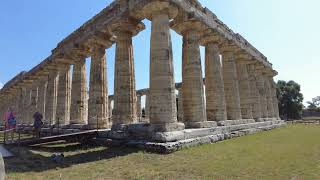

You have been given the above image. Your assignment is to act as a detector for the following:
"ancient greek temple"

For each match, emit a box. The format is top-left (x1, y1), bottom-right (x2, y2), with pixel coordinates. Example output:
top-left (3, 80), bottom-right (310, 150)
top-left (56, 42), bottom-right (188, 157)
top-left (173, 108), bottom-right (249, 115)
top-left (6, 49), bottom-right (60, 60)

top-left (0, 0), bottom-right (284, 151)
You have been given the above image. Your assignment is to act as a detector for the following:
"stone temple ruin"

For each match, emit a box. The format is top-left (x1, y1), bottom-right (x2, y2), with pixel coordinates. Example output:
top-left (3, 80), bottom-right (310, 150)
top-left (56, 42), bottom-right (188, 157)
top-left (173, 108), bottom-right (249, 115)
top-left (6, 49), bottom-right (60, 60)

top-left (0, 0), bottom-right (285, 153)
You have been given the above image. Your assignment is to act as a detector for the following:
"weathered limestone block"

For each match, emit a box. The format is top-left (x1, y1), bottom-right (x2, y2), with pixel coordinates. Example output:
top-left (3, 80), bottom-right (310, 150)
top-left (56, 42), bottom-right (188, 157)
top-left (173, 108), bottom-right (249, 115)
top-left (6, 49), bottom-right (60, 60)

top-left (205, 43), bottom-right (227, 121)
top-left (236, 60), bottom-right (253, 120)
top-left (247, 64), bottom-right (262, 120)
top-left (56, 65), bottom-right (71, 125)
top-left (88, 44), bottom-right (109, 129)
top-left (144, 2), bottom-right (184, 132)
top-left (45, 70), bottom-right (59, 125)
top-left (221, 49), bottom-right (242, 120)
top-left (70, 58), bottom-right (88, 124)
top-left (112, 20), bottom-right (144, 127)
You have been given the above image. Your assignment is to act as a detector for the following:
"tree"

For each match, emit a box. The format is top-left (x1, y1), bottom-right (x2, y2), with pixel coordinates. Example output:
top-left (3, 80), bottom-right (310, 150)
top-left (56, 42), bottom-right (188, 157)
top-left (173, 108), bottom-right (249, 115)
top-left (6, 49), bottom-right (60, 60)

top-left (277, 80), bottom-right (304, 120)
top-left (306, 96), bottom-right (320, 111)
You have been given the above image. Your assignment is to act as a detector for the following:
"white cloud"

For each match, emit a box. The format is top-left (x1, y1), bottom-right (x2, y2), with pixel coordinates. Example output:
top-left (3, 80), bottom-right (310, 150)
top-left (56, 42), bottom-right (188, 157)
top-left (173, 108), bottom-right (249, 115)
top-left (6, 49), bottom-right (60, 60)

top-left (0, 82), bottom-right (3, 89)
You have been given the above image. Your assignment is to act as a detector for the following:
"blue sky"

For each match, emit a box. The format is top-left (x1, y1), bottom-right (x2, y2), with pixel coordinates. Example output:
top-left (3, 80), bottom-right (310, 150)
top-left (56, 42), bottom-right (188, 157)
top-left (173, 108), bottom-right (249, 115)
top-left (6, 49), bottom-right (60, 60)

top-left (0, 0), bottom-right (319, 105)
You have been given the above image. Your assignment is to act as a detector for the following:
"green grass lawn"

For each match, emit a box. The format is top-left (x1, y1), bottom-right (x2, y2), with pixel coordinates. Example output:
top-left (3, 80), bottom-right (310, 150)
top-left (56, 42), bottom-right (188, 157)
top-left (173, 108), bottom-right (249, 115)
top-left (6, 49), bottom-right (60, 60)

top-left (3, 124), bottom-right (320, 180)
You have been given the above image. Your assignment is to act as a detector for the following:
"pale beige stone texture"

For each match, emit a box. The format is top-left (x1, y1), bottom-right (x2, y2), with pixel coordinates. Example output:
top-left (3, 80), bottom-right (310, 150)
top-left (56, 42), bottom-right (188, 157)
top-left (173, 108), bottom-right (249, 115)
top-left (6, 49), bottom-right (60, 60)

top-left (256, 72), bottom-right (268, 118)
top-left (181, 28), bottom-right (208, 128)
top-left (222, 50), bottom-right (242, 120)
top-left (45, 70), bottom-right (59, 125)
top-left (136, 95), bottom-right (142, 122)
top-left (205, 43), bottom-right (227, 121)
top-left (88, 44), bottom-right (108, 129)
top-left (56, 65), bottom-right (71, 125)
top-left (112, 28), bottom-right (137, 126)
top-left (177, 88), bottom-right (184, 122)
top-left (70, 58), bottom-right (88, 124)
top-left (147, 5), bottom-right (184, 132)
top-left (236, 61), bottom-right (253, 120)
top-left (247, 64), bottom-right (262, 120)
top-left (37, 78), bottom-right (47, 119)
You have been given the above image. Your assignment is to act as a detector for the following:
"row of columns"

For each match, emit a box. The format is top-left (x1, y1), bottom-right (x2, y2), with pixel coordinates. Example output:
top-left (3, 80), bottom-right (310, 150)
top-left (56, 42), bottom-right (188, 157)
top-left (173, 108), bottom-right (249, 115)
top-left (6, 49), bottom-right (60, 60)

top-left (0, 4), bottom-right (279, 132)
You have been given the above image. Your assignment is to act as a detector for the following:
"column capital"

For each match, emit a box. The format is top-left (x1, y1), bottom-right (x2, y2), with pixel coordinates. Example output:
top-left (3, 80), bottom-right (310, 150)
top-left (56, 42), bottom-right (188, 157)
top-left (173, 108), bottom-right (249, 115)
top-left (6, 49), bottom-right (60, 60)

top-left (110, 18), bottom-right (145, 38)
top-left (140, 1), bottom-right (178, 20)
top-left (170, 19), bottom-right (207, 36)
top-left (87, 31), bottom-right (115, 51)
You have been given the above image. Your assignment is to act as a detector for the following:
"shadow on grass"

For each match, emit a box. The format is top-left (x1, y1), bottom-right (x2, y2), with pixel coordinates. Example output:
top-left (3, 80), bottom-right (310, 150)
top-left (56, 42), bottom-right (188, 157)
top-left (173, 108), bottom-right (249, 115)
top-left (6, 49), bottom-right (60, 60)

top-left (4, 142), bottom-right (140, 174)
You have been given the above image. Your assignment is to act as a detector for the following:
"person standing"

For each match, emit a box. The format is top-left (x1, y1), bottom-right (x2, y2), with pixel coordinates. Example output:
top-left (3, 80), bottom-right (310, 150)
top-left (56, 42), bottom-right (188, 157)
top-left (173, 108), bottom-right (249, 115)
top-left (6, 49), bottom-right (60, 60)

top-left (33, 112), bottom-right (43, 138)
top-left (3, 107), bottom-right (17, 142)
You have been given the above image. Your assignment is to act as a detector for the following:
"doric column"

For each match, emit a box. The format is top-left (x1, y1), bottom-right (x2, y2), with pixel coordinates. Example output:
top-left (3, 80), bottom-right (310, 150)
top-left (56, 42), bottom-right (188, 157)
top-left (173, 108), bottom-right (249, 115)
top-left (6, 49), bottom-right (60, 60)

top-left (56, 65), bottom-right (71, 125)
top-left (221, 47), bottom-right (242, 120)
top-left (88, 44), bottom-right (108, 129)
top-left (264, 74), bottom-right (274, 119)
top-left (108, 97), bottom-right (113, 120)
top-left (136, 94), bottom-right (142, 122)
top-left (45, 69), bottom-right (59, 125)
top-left (37, 78), bottom-right (47, 119)
top-left (20, 87), bottom-right (28, 124)
top-left (181, 27), bottom-right (208, 128)
top-left (29, 84), bottom-right (39, 123)
top-left (247, 64), bottom-right (262, 120)
top-left (177, 88), bottom-right (184, 122)
top-left (270, 78), bottom-right (280, 119)
top-left (145, 92), bottom-right (150, 120)
top-left (111, 20), bottom-right (144, 128)
top-left (70, 58), bottom-right (88, 124)
top-left (236, 59), bottom-right (253, 120)
top-left (256, 70), bottom-right (268, 119)
top-left (144, 2), bottom-right (184, 132)
top-left (204, 42), bottom-right (227, 121)
top-left (24, 86), bottom-right (32, 124)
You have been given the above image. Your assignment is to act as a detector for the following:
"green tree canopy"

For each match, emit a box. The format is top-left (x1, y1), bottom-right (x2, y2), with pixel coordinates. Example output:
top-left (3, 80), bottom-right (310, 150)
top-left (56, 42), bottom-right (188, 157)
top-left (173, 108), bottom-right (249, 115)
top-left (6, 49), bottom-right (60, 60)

top-left (306, 96), bottom-right (320, 111)
top-left (277, 80), bottom-right (304, 120)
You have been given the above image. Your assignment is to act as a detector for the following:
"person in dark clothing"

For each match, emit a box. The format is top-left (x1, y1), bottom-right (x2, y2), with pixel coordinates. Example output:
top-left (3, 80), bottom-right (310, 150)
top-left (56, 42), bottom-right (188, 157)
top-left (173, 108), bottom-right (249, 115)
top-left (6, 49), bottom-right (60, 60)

top-left (33, 112), bottom-right (43, 138)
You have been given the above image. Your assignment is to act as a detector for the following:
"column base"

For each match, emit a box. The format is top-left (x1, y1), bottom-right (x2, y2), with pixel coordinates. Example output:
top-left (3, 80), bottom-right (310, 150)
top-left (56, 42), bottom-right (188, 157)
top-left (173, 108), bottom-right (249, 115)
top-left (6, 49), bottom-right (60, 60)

top-left (185, 121), bottom-right (217, 128)
top-left (149, 122), bottom-right (185, 132)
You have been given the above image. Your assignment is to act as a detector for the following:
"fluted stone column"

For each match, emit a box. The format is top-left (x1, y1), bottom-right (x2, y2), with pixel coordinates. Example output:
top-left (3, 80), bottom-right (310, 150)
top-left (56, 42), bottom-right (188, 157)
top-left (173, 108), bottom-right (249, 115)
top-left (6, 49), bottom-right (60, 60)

top-left (20, 87), bottom-right (28, 124)
top-left (148, 8), bottom-right (184, 132)
top-left (270, 79), bottom-right (280, 119)
top-left (56, 65), bottom-right (71, 125)
top-left (264, 75), bottom-right (274, 119)
top-left (29, 85), bottom-right (39, 123)
top-left (181, 28), bottom-right (217, 128)
top-left (37, 78), bottom-right (47, 119)
top-left (177, 88), bottom-right (184, 122)
top-left (108, 97), bottom-right (113, 119)
top-left (136, 95), bottom-right (142, 122)
top-left (112, 26), bottom-right (137, 127)
top-left (24, 86), bottom-right (32, 124)
top-left (70, 58), bottom-right (88, 124)
top-left (256, 71), bottom-right (268, 119)
top-left (247, 64), bottom-right (262, 120)
top-left (145, 92), bottom-right (150, 121)
top-left (88, 44), bottom-right (108, 129)
top-left (236, 61), bottom-right (253, 120)
top-left (221, 50), bottom-right (242, 120)
top-left (205, 43), bottom-right (227, 121)
top-left (45, 70), bottom-right (59, 125)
